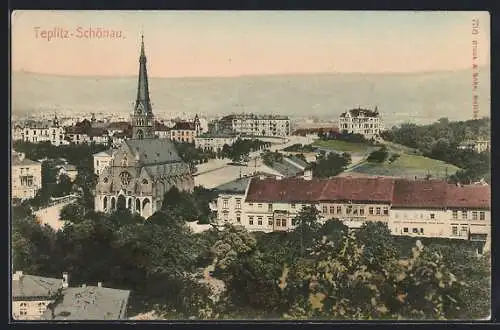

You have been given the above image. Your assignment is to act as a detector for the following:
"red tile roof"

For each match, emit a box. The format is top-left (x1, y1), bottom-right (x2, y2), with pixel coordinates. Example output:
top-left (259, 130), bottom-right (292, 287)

top-left (244, 177), bottom-right (490, 209)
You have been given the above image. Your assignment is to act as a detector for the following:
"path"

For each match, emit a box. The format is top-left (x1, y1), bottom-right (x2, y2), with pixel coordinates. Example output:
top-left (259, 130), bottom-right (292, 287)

top-left (34, 198), bottom-right (77, 231)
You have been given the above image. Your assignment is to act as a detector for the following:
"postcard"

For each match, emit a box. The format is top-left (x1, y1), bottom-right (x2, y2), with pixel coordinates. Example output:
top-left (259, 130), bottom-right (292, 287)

top-left (10, 10), bottom-right (491, 321)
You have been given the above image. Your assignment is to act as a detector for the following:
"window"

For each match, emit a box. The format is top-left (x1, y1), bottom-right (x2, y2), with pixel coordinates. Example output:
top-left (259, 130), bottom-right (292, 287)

top-left (268, 218), bottom-right (273, 226)
top-left (291, 203), bottom-right (296, 209)
top-left (249, 216), bottom-right (254, 225)
top-left (472, 211), bottom-right (478, 220)
top-left (412, 228), bottom-right (418, 233)
top-left (276, 219), bottom-right (281, 226)
top-left (330, 206), bottom-right (335, 213)
top-left (461, 226), bottom-right (468, 236)
top-left (360, 207), bottom-right (365, 216)
top-left (236, 199), bottom-right (241, 209)
top-left (223, 211), bottom-right (229, 221)
top-left (322, 206), bottom-right (328, 213)
top-left (337, 206), bottom-right (342, 214)
top-left (258, 204), bottom-right (263, 208)
top-left (452, 226), bottom-right (458, 236)
top-left (403, 228), bottom-right (408, 233)
top-left (258, 217), bottom-right (263, 225)
top-left (462, 211), bottom-right (468, 220)
top-left (346, 206), bottom-right (352, 215)
top-left (282, 219), bottom-right (287, 227)
top-left (249, 203), bottom-right (253, 207)
top-left (430, 213), bottom-right (435, 219)
top-left (383, 207), bottom-right (389, 215)
top-left (96, 160), bottom-right (100, 166)
top-left (236, 215), bottom-right (241, 223)
top-left (376, 207), bottom-right (381, 215)
top-left (268, 203), bottom-right (273, 212)
top-left (452, 210), bottom-right (458, 220)
top-left (223, 199), bottom-right (229, 209)
top-left (142, 179), bottom-right (148, 185)
top-left (420, 228), bottom-right (424, 234)
top-left (353, 207), bottom-right (358, 215)
top-left (480, 211), bottom-right (485, 220)
top-left (368, 207), bottom-right (374, 215)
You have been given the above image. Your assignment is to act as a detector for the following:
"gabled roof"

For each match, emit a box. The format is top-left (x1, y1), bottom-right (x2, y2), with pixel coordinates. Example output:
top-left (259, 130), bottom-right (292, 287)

top-left (340, 108), bottom-right (379, 118)
top-left (124, 139), bottom-right (183, 165)
top-left (41, 286), bottom-right (130, 320)
top-left (12, 274), bottom-right (62, 299)
top-left (57, 164), bottom-right (78, 172)
top-left (172, 122), bottom-right (195, 130)
top-left (94, 149), bottom-right (113, 157)
top-left (12, 155), bottom-right (40, 166)
top-left (320, 177), bottom-right (395, 202)
top-left (392, 179), bottom-right (447, 208)
top-left (214, 177), bottom-right (252, 194)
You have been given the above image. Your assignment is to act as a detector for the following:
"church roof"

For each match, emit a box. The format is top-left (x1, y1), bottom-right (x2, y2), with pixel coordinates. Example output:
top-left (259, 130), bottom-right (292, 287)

top-left (124, 139), bottom-right (183, 165)
top-left (143, 162), bottom-right (191, 178)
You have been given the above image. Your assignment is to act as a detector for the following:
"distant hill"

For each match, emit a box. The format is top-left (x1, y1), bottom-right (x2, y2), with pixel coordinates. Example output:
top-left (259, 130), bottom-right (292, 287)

top-left (11, 67), bottom-right (490, 126)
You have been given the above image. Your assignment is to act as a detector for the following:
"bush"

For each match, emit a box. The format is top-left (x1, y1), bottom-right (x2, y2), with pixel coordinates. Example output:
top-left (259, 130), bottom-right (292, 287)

top-left (388, 153), bottom-right (400, 163)
top-left (366, 147), bottom-right (389, 163)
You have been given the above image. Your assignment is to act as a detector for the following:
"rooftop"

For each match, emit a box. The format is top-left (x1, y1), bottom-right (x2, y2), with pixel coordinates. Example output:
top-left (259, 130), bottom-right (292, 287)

top-left (41, 285), bottom-right (130, 320)
top-left (12, 155), bottom-right (40, 166)
top-left (12, 272), bottom-right (62, 299)
top-left (340, 107), bottom-right (380, 118)
top-left (213, 176), bottom-right (252, 194)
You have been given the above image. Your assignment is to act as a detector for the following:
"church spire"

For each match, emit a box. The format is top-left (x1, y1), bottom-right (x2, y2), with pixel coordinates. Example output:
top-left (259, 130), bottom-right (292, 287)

top-left (135, 33), bottom-right (153, 116)
top-left (132, 33), bottom-right (155, 140)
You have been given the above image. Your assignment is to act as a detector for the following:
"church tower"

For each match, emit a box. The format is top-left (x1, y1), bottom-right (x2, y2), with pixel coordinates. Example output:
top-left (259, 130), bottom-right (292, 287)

top-left (131, 34), bottom-right (155, 140)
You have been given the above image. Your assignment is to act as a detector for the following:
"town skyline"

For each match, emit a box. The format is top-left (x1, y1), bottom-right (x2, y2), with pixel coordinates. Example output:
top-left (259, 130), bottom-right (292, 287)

top-left (12, 11), bottom-right (490, 78)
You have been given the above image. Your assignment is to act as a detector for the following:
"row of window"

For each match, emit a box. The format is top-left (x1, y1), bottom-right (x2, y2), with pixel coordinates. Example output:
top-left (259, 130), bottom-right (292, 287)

top-left (248, 216), bottom-right (288, 227)
top-left (452, 210), bottom-right (486, 221)
top-left (321, 205), bottom-right (389, 216)
top-left (451, 225), bottom-right (470, 237)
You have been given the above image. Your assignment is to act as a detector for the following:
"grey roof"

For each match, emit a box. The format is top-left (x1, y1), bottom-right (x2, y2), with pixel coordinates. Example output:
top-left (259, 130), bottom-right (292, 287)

top-left (213, 177), bottom-right (252, 194)
top-left (12, 274), bottom-right (62, 299)
top-left (125, 138), bottom-right (183, 165)
top-left (270, 161), bottom-right (303, 177)
top-left (143, 162), bottom-right (191, 179)
top-left (12, 156), bottom-right (40, 166)
top-left (94, 150), bottom-right (113, 157)
top-left (286, 156), bottom-right (309, 169)
top-left (41, 286), bottom-right (131, 320)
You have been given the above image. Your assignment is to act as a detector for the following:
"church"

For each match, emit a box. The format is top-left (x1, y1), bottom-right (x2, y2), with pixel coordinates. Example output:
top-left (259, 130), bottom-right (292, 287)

top-left (94, 35), bottom-right (194, 218)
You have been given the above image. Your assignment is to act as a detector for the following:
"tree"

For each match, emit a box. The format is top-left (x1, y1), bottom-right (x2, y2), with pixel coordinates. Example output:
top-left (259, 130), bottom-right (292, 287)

top-left (356, 222), bottom-right (397, 271)
top-left (291, 206), bottom-right (322, 257)
top-left (366, 146), bottom-right (389, 163)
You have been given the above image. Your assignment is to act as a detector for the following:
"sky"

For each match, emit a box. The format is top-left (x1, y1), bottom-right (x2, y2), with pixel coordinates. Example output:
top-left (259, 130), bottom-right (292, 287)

top-left (11, 10), bottom-right (490, 78)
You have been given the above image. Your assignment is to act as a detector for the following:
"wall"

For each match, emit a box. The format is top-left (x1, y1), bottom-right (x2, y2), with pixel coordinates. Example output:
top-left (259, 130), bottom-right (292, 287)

top-left (12, 299), bottom-right (54, 320)
top-left (11, 163), bottom-right (42, 199)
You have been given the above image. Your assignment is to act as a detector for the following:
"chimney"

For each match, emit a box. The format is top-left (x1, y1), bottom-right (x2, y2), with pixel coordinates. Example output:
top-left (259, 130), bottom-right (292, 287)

top-left (97, 282), bottom-right (102, 288)
top-left (62, 272), bottom-right (69, 289)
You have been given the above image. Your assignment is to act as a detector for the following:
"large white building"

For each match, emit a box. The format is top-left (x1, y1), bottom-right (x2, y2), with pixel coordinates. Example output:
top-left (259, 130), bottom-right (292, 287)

top-left (338, 107), bottom-right (384, 139)
top-left (217, 114), bottom-right (291, 137)
top-left (11, 153), bottom-right (42, 200)
top-left (12, 116), bottom-right (67, 145)
top-left (93, 149), bottom-right (114, 176)
top-left (194, 133), bottom-right (238, 152)
top-left (211, 176), bottom-right (490, 250)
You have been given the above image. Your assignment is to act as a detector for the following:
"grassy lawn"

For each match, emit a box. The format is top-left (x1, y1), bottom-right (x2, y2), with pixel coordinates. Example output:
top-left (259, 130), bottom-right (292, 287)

top-left (352, 153), bottom-right (460, 179)
top-left (312, 140), bottom-right (372, 154)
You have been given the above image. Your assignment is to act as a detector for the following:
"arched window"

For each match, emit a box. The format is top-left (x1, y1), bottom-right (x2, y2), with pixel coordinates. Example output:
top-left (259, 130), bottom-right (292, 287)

top-left (135, 198), bottom-right (141, 212)
top-left (127, 198), bottom-right (132, 209)
top-left (137, 129), bottom-right (144, 140)
top-left (103, 196), bottom-right (108, 210)
top-left (103, 177), bottom-right (108, 184)
top-left (142, 179), bottom-right (148, 185)
top-left (111, 197), bottom-right (116, 210)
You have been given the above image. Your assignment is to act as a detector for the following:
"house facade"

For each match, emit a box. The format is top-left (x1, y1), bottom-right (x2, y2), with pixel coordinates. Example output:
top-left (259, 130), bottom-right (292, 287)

top-left (93, 150), bottom-right (114, 176)
top-left (194, 133), bottom-right (238, 152)
top-left (338, 107), bottom-right (384, 139)
top-left (217, 114), bottom-right (291, 137)
top-left (11, 153), bottom-right (42, 200)
top-left (169, 116), bottom-right (202, 143)
top-left (12, 271), bottom-right (67, 320)
top-left (212, 176), bottom-right (490, 247)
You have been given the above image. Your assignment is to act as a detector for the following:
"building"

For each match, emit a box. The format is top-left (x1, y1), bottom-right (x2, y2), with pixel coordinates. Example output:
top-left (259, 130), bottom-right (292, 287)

top-left (338, 107), bottom-right (384, 139)
top-left (458, 139), bottom-right (490, 153)
top-left (154, 121), bottom-right (171, 139)
top-left (94, 35), bottom-right (193, 219)
top-left (11, 153), bottom-right (42, 200)
top-left (93, 149), bottom-right (114, 176)
top-left (169, 115), bottom-right (202, 143)
top-left (194, 133), bottom-right (238, 152)
top-left (212, 176), bottom-right (490, 247)
top-left (13, 115), bottom-right (67, 145)
top-left (390, 180), bottom-right (490, 243)
top-left (12, 271), bottom-right (67, 320)
top-left (56, 164), bottom-right (79, 182)
top-left (217, 114), bottom-right (291, 137)
top-left (212, 177), bottom-right (253, 224)
top-left (41, 283), bottom-right (130, 320)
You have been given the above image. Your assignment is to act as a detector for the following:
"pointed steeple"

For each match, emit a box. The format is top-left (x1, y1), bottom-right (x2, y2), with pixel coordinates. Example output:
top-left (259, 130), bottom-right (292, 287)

top-left (135, 33), bottom-right (153, 116)
top-left (131, 33), bottom-right (155, 140)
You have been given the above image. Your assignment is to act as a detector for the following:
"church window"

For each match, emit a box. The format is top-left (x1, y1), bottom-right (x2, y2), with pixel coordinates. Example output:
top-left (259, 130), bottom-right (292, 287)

top-left (103, 177), bottom-right (108, 183)
top-left (121, 154), bottom-right (128, 166)
top-left (119, 172), bottom-right (132, 185)
top-left (142, 179), bottom-right (148, 185)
